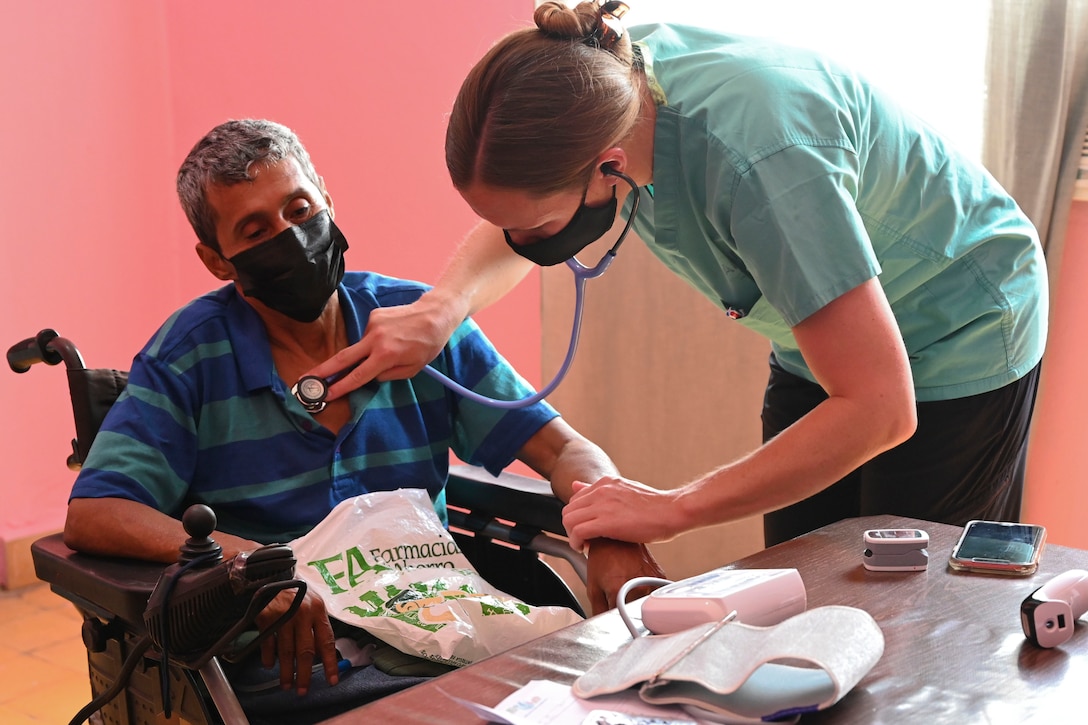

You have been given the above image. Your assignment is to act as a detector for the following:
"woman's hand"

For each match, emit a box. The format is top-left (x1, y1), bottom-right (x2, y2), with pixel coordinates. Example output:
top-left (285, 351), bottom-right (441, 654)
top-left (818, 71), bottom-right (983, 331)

top-left (303, 221), bottom-right (535, 400)
top-left (305, 292), bottom-right (463, 400)
top-left (562, 477), bottom-right (683, 552)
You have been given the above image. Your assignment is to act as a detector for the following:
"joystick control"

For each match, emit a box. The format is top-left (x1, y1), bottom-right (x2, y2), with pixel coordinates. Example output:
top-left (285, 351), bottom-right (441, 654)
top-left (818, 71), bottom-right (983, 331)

top-left (143, 504), bottom-right (305, 666)
top-left (178, 504), bottom-right (223, 566)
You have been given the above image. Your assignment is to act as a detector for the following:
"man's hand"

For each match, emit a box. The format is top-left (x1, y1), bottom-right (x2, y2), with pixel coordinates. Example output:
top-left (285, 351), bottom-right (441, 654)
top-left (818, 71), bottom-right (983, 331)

top-left (563, 477), bottom-right (684, 552)
top-left (585, 538), bottom-right (666, 615)
top-left (304, 293), bottom-right (463, 401)
top-left (256, 588), bottom-right (339, 695)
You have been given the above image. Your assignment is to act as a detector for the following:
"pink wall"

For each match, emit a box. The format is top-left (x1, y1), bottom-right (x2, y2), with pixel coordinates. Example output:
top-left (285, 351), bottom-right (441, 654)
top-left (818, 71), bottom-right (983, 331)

top-left (2, 1), bottom-right (1082, 586)
top-left (0, 1), bottom-right (538, 581)
top-left (1024, 201), bottom-right (1088, 548)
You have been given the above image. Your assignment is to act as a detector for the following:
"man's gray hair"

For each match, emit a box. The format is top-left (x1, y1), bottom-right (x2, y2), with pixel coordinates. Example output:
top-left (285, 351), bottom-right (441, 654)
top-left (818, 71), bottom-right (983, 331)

top-left (177, 119), bottom-right (321, 252)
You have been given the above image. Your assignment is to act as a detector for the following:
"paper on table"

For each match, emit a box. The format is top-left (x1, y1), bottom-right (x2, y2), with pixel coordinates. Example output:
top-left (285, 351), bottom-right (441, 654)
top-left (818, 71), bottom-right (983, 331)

top-left (443, 679), bottom-right (702, 725)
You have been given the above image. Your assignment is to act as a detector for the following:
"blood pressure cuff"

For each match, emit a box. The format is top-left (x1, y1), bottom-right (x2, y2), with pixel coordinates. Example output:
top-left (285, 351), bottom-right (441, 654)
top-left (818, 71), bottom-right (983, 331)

top-left (573, 605), bottom-right (883, 723)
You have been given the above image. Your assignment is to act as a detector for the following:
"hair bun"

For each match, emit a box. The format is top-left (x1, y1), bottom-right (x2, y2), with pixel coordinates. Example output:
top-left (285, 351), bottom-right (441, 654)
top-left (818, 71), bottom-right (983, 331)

top-left (534, 1), bottom-right (600, 41)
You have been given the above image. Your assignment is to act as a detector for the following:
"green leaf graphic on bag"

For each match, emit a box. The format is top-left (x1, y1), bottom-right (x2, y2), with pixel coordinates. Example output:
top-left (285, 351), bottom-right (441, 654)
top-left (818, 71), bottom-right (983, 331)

top-left (344, 579), bottom-right (482, 631)
top-left (291, 489), bottom-right (583, 667)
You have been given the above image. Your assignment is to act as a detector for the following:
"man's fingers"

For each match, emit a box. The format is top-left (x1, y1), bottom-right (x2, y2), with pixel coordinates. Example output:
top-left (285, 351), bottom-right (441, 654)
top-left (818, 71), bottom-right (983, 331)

top-left (588, 586), bottom-right (609, 616)
top-left (260, 630), bottom-right (277, 669)
top-left (624, 583), bottom-right (660, 602)
top-left (294, 646), bottom-right (316, 695)
top-left (316, 612), bottom-right (341, 686)
top-left (278, 635), bottom-right (297, 690)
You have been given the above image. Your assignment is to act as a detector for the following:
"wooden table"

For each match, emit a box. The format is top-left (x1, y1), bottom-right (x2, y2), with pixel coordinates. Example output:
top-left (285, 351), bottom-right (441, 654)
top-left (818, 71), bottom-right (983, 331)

top-left (319, 515), bottom-right (1088, 723)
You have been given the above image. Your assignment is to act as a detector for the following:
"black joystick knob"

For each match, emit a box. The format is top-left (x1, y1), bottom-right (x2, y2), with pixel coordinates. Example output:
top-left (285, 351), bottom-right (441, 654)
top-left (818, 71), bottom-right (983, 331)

top-left (178, 504), bottom-right (223, 566)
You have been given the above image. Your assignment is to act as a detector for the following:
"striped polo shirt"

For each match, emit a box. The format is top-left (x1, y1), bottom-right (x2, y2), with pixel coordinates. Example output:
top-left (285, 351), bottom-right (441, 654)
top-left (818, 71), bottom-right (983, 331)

top-left (70, 272), bottom-right (558, 543)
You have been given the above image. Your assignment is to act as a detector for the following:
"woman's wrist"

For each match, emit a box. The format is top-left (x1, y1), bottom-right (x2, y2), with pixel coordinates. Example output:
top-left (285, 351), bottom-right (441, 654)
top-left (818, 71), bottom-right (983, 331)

top-left (669, 481), bottom-right (712, 537)
top-left (419, 286), bottom-right (470, 335)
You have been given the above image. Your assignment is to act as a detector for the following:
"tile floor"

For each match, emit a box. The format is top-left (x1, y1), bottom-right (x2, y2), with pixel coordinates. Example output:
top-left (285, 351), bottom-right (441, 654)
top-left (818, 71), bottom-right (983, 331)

top-left (0, 582), bottom-right (93, 724)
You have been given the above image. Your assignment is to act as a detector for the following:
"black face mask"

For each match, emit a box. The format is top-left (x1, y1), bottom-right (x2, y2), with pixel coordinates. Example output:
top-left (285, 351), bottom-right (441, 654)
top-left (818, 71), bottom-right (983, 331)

top-left (504, 178), bottom-right (620, 267)
top-left (227, 210), bottom-right (348, 322)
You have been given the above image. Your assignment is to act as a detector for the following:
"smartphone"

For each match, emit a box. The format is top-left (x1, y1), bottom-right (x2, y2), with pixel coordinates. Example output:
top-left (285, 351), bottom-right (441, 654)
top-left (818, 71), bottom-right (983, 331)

top-left (948, 520), bottom-right (1046, 576)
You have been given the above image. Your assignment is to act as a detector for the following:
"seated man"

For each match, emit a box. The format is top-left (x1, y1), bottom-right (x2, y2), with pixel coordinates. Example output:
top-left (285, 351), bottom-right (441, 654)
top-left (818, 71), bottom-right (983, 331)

top-left (63, 119), bottom-right (663, 706)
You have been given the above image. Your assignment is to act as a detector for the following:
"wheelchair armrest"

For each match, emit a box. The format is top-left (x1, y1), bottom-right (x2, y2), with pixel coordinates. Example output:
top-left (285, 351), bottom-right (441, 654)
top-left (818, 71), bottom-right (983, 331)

top-left (446, 464), bottom-right (566, 537)
top-left (446, 465), bottom-right (587, 605)
top-left (31, 532), bottom-right (160, 628)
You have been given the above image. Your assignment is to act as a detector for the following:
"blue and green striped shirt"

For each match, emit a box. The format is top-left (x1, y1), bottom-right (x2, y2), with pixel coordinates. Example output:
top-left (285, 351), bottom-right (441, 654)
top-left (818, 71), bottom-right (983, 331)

top-left (70, 272), bottom-right (558, 542)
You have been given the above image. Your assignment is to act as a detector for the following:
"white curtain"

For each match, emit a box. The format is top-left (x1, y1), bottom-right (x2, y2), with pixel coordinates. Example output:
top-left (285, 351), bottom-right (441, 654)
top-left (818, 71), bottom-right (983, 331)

top-left (983, 0), bottom-right (1088, 288)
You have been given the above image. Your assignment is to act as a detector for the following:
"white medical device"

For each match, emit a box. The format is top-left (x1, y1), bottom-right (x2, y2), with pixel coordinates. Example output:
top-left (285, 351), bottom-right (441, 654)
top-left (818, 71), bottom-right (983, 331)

top-left (635, 568), bottom-right (807, 635)
top-left (863, 528), bottom-right (930, 572)
top-left (1021, 568), bottom-right (1088, 648)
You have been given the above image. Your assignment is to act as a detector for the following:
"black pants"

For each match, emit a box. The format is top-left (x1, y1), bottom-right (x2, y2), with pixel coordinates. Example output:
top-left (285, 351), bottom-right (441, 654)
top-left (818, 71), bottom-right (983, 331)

top-left (761, 355), bottom-right (1041, 547)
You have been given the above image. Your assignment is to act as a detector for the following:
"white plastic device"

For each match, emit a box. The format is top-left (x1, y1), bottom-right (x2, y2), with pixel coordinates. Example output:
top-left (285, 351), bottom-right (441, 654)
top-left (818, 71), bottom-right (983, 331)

top-left (638, 567), bottom-right (807, 634)
top-left (863, 528), bottom-right (929, 572)
top-left (1021, 568), bottom-right (1088, 648)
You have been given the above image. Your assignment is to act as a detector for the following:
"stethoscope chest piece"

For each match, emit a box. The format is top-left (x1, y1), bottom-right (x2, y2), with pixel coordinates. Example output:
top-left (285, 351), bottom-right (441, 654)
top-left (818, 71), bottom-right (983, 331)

top-left (292, 375), bottom-right (328, 413)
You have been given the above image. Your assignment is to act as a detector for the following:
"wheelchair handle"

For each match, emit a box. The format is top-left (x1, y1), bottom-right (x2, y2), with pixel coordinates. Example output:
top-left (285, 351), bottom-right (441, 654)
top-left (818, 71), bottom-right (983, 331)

top-left (7, 328), bottom-right (86, 372)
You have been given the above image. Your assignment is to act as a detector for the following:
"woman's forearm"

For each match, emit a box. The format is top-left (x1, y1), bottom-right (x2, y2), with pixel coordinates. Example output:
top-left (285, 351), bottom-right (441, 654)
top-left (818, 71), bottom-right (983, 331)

top-left (428, 220), bottom-right (536, 320)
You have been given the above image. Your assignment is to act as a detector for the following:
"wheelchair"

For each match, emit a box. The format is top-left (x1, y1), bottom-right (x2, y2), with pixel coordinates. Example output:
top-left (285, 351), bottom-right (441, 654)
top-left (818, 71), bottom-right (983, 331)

top-left (9, 328), bottom-right (587, 725)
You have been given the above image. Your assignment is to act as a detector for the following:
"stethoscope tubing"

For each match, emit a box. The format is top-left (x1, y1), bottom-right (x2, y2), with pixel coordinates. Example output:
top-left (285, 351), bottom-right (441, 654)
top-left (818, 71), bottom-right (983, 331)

top-left (420, 251), bottom-right (614, 409)
top-left (419, 172), bottom-right (639, 409)
top-left (294, 170), bottom-right (640, 411)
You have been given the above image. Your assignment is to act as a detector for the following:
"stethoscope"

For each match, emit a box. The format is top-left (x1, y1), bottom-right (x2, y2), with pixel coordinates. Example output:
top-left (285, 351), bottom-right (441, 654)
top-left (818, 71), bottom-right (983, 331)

top-left (293, 170), bottom-right (640, 412)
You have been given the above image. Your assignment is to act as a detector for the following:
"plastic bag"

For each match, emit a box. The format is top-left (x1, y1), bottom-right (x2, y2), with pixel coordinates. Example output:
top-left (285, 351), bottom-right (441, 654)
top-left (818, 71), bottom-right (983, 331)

top-left (290, 488), bottom-right (583, 667)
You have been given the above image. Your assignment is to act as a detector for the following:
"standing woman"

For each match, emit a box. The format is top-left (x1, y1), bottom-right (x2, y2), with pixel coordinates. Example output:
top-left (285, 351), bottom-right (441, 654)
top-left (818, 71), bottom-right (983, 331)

top-left (311, 1), bottom-right (1047, 550)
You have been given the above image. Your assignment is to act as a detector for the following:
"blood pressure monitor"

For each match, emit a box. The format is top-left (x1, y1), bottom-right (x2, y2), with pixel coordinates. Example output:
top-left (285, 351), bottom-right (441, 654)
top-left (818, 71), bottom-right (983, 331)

top-left (639, 568), bottom-right (807, 634)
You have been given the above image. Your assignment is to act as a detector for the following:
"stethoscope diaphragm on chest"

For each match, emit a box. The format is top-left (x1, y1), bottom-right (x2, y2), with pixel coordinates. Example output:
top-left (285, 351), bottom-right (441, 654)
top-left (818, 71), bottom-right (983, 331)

top-left (291, 375), bottom-right (328, 413)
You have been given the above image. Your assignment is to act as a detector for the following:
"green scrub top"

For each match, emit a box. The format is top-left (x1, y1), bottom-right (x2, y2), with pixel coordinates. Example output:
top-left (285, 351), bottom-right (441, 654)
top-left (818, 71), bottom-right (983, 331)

top-left (626, 23), bottom-right (1047, 402)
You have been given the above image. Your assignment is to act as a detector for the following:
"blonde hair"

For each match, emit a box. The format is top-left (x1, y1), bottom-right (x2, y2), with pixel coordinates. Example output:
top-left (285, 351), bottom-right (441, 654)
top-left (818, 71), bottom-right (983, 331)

top-left (445, 1), bottom-right (642, 195)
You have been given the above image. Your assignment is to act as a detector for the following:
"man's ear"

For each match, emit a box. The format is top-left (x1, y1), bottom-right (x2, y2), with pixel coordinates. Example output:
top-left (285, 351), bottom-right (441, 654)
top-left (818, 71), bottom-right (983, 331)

top-left (195, 243), bottom-right (235, 281)
top-left (319, 176), bottom-right (334, 219)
